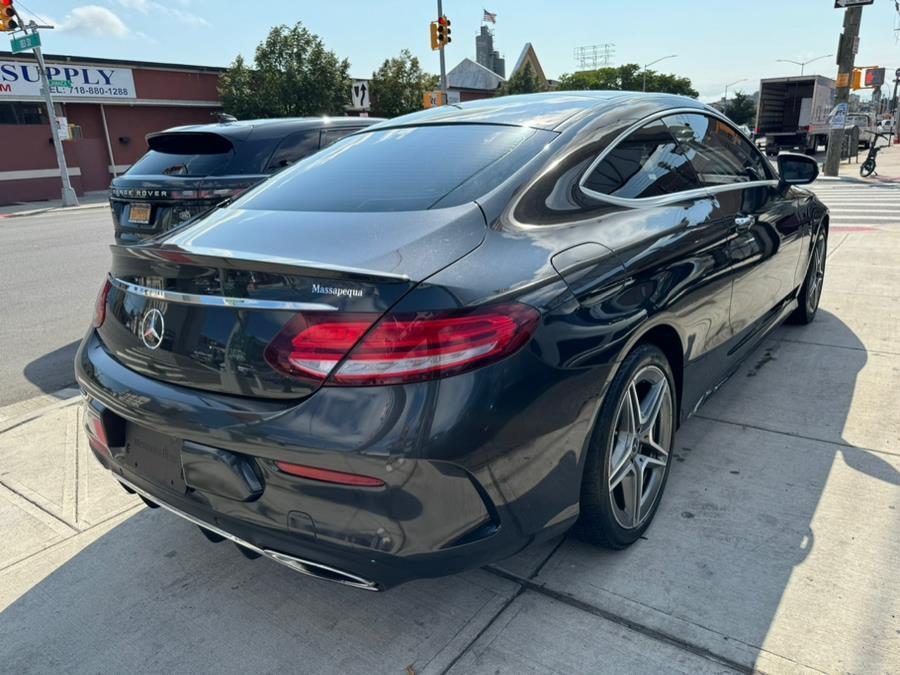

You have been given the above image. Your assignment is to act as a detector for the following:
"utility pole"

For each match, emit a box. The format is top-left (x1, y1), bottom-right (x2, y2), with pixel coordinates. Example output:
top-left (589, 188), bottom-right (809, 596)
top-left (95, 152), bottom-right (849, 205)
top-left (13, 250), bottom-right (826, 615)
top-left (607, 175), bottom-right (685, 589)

top-left (823, 5), bottom-right (863, 177)
top-left (437, 0), bottom-right (447, 97)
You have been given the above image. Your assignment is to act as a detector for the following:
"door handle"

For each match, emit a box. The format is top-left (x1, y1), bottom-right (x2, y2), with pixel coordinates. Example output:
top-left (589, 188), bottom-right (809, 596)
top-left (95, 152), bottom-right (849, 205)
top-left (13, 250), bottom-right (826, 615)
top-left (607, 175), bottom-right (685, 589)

top-left (734, 215), bottom-right (756, 232)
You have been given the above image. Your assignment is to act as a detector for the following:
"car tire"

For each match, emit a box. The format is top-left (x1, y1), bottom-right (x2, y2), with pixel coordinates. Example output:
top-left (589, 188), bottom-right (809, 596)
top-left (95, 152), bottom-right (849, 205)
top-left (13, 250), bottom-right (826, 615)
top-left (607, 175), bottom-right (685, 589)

top-left (790, 228), bottom-right (827, 325)
top-left (576, 344), bottom-right (676, 549)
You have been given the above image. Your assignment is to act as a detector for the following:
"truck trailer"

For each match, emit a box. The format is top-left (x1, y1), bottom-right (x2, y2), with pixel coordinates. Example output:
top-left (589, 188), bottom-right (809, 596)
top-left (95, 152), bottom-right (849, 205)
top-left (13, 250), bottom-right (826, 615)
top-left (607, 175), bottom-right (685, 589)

top-left (756, 75), bottom-right (835, 156)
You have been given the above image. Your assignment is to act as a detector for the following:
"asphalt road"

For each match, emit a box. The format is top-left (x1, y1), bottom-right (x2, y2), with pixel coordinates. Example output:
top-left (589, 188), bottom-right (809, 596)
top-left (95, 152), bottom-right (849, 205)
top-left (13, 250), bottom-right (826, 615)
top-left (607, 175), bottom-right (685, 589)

top-left (0, 207), bottom-right (112, 406)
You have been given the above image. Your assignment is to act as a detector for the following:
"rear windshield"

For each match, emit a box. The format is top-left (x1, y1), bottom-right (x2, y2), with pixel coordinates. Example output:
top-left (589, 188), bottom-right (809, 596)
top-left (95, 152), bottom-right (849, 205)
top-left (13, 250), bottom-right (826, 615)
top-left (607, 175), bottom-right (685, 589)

top-left (234, 124), bottom-right (544, 212)
top-left (127, 134), bottom-right (277, 177)
top-left (127, 150), bottom-right (235, 177)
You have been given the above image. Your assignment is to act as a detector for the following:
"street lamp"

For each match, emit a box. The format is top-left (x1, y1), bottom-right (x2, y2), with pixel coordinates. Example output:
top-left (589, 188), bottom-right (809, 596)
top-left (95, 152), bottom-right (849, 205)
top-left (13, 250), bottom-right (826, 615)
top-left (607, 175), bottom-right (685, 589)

top-left (776, 54), bottom-right (833, 76)
top-left (723, 78), bottom-right (748, 109)
top-left (642, 54), bottom-right (678, 92)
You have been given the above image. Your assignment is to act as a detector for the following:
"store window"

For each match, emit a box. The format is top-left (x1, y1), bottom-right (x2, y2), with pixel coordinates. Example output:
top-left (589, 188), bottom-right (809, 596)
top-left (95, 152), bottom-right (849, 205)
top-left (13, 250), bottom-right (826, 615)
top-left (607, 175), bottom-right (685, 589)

top-left (0, 102), bottom-right (49, 125)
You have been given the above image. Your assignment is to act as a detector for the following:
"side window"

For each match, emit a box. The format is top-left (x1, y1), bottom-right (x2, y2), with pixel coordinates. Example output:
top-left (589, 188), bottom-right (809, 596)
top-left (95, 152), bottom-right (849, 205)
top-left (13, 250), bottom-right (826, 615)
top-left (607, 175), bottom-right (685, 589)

top-left (320, 127), bottom-right (362, 149)
top-left (582, 120), bottom-right (703, 199)
top-left (666, 114), bottom-right (770, 186)
top-left (266, 131), bottom-right (320, 171)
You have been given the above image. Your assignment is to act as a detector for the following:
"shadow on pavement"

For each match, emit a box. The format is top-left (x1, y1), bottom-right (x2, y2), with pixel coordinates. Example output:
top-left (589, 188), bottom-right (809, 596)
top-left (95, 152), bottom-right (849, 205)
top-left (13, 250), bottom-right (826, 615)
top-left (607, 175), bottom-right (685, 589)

top-left (22, 340), bottom-right (81, 395)
top-left (530, 310), bottom-right (900, 672)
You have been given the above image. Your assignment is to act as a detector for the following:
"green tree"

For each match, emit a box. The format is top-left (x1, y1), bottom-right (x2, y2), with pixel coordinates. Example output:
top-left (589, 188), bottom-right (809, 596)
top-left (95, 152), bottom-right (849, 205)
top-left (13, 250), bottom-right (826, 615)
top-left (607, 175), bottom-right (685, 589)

top-left (499, 62), bottom-right (545, 96)
top-left (557, 63), bottom-right (698, 98)
top-left (725, 91), bottom-right (757, 126)
top-left (369, 49), bottom-right (438, 118)
top-left (219, 22), bottom-right (351, 119)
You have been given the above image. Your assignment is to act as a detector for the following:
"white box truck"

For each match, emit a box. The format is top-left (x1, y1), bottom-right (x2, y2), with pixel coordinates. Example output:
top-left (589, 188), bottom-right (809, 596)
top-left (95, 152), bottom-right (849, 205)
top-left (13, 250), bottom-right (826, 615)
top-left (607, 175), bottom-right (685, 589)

top-left (756, 75), bottom-right (836, 156)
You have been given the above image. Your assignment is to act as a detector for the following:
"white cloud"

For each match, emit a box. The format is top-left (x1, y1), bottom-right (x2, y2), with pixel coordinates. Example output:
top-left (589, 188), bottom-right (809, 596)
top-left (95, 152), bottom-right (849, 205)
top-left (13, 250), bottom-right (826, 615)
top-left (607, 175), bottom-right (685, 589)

top-left (58, 5), bottom-right (129, 37)
top-left (111, 0), bottom-right (209, 27)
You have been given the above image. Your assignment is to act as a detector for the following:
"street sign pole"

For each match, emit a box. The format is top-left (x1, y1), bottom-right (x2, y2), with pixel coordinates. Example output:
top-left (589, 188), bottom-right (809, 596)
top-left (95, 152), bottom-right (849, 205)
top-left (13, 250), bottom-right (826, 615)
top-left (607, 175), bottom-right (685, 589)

top-left (437, 0), bottom-right (447, 99)
top-left (28, 26), bottom-right (78, 206)
top-left (824, 5), bottom-right (864, 176)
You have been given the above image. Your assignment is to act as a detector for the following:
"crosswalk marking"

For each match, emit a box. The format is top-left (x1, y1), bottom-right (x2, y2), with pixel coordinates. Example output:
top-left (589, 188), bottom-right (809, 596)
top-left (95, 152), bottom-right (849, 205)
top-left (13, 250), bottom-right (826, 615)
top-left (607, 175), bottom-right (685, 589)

top-left (804, 181), bottom-right (899, 229)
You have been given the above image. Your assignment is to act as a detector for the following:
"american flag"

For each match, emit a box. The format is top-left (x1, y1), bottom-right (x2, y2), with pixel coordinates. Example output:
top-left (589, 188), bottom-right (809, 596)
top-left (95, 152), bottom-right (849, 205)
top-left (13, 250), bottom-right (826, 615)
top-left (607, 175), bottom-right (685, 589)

top-left (483, 9), bottom-right (497, 23)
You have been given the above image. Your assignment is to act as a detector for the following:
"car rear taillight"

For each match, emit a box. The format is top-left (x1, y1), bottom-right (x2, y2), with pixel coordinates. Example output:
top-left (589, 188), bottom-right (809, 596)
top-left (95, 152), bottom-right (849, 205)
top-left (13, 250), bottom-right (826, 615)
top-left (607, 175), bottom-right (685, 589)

top-left (167, 187), bottom-right (248, 200)
top-left (92, 279), bottom-right (112, 328)
top-left (265, 302), bottom-right (540, 386)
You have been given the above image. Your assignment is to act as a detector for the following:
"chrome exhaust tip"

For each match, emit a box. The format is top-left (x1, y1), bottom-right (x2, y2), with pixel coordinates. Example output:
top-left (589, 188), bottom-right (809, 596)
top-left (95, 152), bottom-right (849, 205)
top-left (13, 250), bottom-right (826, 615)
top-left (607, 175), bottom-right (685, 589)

top-left (120, 477), bottom-right (380, 591)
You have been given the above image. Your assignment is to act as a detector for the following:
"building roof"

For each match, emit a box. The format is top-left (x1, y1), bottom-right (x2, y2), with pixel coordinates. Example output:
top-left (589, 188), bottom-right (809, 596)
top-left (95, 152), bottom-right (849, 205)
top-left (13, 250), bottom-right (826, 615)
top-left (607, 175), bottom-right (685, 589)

top-left (448, 58), bottom-right (506, 91)
top-left (0, 51), bottom-right (225, 73)
top-left (510, 43), bottom-right (547, 85)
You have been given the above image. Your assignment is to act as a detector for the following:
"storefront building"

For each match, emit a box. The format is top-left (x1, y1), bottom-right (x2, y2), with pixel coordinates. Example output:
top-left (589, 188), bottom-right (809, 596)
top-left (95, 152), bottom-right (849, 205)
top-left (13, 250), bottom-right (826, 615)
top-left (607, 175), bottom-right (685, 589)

top-left (0, 52), bottom-right (222, 205)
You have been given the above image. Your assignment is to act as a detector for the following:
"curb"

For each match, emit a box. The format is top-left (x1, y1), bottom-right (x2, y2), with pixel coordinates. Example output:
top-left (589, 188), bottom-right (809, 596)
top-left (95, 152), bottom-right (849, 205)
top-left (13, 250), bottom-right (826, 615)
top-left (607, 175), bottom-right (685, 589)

top-left (0, 202), bottom-right (110, 220)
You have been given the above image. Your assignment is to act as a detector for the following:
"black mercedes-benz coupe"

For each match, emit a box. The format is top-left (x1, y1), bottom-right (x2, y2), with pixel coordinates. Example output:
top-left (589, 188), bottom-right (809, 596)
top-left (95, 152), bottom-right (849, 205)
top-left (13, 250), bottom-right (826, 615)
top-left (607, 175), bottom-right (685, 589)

top-left (76, 92), bottom-right (828, 590)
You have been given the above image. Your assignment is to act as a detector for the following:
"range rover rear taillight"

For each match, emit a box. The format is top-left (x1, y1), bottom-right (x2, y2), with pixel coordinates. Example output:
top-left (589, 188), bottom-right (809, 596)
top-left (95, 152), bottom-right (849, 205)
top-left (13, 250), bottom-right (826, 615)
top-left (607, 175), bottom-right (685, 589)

top-left (265, 302), bottom-right (540, 386)
top-left (92, 279), bottom-right (112, 328)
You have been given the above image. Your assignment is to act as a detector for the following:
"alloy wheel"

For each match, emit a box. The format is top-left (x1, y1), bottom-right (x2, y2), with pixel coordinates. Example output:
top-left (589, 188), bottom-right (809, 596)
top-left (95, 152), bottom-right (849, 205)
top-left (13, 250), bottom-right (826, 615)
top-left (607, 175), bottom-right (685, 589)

top-left (607, 365), bottom-right (673, 529)
top-left (807, 236), bottom-right (826, 313)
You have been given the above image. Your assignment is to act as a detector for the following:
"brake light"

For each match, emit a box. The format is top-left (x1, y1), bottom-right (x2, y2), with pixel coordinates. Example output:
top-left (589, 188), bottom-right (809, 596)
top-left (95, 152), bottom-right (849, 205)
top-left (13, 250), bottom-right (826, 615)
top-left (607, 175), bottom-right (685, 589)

top-left (264, 302), bottom-right (540, 386)
top-left (274, 461), bottom-right (384, 487)
top-left (92, 279), bottom-right (112, 328)
top-left (167, 187), bottom-right (248, 200)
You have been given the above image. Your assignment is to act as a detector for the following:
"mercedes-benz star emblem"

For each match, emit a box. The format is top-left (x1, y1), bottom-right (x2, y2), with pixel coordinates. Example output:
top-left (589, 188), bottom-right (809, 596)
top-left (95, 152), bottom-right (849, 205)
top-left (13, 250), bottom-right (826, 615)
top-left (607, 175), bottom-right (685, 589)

top-left (140, 308), bottom-right (165, 350)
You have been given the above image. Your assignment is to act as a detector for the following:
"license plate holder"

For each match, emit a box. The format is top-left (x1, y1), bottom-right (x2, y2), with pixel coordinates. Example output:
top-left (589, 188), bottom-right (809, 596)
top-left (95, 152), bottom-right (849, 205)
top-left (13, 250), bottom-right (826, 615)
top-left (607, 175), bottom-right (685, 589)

top-left (121, 424), bottom-right (187, 494)
top-left (129, 203), bottom-right (152, 224)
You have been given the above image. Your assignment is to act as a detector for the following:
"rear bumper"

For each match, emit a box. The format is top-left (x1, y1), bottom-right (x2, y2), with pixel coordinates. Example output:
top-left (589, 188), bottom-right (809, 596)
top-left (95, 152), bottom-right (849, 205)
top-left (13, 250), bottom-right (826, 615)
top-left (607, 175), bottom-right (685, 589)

top-left (76, 330), bottom-right (600, 588)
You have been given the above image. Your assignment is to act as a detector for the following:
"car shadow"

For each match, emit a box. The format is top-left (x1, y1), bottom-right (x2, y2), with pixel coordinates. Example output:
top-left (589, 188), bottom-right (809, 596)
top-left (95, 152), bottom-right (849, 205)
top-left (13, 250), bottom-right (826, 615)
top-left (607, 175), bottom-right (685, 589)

top-left (0, 505), bottom-right (519, 673)
top-left (22, 340), bottom-right (81, 394)
top-left (531, 308), bottom-right (900, 671)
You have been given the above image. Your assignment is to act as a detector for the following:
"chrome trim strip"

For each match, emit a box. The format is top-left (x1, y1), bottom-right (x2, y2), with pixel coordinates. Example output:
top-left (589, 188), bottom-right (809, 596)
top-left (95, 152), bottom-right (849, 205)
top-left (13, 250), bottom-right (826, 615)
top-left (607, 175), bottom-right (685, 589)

top-left (577, 106), bottom-right (778, 209)
top-left (110, 277), bottom-right (338, 312)
top-left (116, 476), bottom-right (380, 591)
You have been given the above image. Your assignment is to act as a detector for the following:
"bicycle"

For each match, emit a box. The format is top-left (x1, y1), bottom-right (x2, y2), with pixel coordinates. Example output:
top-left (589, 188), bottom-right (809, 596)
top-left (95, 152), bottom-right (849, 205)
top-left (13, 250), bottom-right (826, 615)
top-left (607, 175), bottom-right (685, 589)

top-left (859, 131), bottom-right (892, 177)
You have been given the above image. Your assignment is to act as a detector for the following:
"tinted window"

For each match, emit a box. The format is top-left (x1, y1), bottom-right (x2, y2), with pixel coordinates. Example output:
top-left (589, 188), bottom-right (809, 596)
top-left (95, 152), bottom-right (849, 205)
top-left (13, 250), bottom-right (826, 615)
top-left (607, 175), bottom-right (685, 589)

top-left (266, 131), bottom-right (320, 170)
top-left (666, 114), bottom-right (770, 186)
top-left (582, 120), bottom-right (702, 199)
top-left (127, 150), bottom-right (235, 177)
top-left (237, 125), bottom-right (539, 212)
top-left (320, 127), bottom-right (362, 148)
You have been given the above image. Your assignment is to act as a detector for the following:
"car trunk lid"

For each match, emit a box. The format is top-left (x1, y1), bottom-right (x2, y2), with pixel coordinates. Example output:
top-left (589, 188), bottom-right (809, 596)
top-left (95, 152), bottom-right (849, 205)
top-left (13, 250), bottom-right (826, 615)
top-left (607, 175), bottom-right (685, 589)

top-left (97, 203), bottom-right (486, 399)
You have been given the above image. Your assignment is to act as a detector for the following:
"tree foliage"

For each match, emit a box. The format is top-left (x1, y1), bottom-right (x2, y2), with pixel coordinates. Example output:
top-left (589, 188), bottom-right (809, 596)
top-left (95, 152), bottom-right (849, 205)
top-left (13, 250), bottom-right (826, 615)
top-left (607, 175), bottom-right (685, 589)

top-left (219, 22), bottom-right (351, 119)
top-left (499, 62), bottom-right (545, 96)
top-left (369, 49), bottom-right (438, 118)
top-left (556, 63), bottom-right (698, 98)
top-left (724, 91), bottom-right (757, 126)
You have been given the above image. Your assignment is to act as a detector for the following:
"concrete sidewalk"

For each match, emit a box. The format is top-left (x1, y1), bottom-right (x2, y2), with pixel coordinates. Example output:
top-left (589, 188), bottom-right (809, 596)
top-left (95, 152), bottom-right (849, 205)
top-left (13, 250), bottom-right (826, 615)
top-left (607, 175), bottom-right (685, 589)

top-left (835, 139), bottom-right (900, 183)
top-left (0, 191), bottom-right (110, 219)
top-left (1, 191), bottom-right (898, 673)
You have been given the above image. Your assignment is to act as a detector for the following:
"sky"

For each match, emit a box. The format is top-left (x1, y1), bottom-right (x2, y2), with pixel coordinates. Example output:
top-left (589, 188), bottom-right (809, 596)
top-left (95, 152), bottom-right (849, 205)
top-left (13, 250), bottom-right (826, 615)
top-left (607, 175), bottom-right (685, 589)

top-left (7, 0), bottom-right (900, 101)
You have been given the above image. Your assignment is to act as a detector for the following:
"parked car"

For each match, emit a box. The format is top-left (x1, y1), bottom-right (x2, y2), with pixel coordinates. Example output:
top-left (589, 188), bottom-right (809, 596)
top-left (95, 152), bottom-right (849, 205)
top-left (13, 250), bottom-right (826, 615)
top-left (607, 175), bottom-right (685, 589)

top-left (109, 117), bottom-right (382, 243)
top-left (846, 113), bottom-right (875, 149)
top-left (78, 93), bottom-right (828, 590)
top-left (877, 118), bottom-right (896, 135)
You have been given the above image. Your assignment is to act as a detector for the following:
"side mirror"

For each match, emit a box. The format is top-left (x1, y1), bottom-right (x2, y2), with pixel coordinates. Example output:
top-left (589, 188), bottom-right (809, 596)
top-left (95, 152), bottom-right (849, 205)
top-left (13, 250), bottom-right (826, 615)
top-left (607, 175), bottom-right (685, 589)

top-left (777, 153), bottom-right (819, 186)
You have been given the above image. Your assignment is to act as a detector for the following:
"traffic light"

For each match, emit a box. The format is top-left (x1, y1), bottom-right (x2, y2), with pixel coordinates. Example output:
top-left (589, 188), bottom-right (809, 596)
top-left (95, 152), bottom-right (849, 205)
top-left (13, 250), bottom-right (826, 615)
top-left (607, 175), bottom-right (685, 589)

top-left (437, 15), bottom-right (451, 47)
top-left (430, 21), bottom-right (439, 50)
top-left (851, 68), bottom-right (862, 90)
top-left (0, 0), bottom-right (19, 32)
top-left (864, 67), bottom-right (885, 88)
